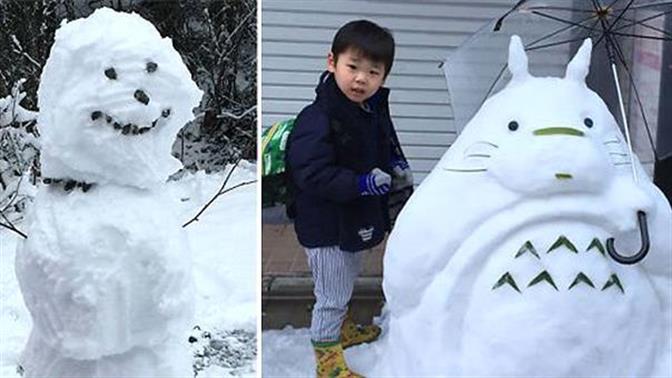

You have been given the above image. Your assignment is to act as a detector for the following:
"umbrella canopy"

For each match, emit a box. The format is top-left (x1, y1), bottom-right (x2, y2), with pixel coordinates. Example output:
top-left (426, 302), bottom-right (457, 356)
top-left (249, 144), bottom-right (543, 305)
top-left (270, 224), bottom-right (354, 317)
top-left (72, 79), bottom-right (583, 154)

top-left (443, 0), bottom-right (672, 165)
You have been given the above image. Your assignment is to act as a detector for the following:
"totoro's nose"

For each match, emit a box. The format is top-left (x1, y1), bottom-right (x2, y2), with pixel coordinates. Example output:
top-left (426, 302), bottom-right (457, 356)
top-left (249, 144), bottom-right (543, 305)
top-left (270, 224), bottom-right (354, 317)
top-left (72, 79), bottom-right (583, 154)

top-left (134, 89), bottom-right (150, 105)
top-left (533, 127), bottom-right (584, 137)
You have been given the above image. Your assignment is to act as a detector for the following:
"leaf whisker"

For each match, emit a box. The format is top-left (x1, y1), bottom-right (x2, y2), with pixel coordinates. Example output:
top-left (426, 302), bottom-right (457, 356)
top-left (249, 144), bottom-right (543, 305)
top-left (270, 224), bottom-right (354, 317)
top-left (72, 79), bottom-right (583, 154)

top-left (472, 141), bottom-right (499, 148)
top-left (465, 154), bottom-right (491, 159)
top-left (442, 167), bottom-right (488, 173)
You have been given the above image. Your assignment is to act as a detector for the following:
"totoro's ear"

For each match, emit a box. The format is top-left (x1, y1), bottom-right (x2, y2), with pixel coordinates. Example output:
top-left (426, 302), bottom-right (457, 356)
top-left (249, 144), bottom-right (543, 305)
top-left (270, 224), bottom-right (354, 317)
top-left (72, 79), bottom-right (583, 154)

top-left (508, 35), bottom-right (529, 81)
top-left (565, 38), bottom-right (592, 82)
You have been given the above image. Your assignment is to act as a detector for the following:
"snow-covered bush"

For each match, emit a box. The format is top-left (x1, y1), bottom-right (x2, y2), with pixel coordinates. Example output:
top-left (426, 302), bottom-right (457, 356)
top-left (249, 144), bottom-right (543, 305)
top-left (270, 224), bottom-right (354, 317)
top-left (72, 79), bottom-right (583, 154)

top-left (0, 80), bottom-right (39, 224)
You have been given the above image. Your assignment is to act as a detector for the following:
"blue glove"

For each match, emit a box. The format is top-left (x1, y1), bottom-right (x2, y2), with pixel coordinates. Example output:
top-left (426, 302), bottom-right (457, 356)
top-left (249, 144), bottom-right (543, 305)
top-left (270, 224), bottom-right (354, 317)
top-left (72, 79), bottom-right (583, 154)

top-left (358, 168), bottom-right (391, 196)
top-left (391, 159), bottom-right (409, 171)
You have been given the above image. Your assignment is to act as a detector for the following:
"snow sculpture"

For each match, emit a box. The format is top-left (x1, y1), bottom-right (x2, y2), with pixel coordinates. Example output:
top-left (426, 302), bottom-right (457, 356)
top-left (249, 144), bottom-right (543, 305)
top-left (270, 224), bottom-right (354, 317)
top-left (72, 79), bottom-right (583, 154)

top-left (15, 8), bottom-right (202, 377)
top-left (377, 36), bottom-right (672, 377)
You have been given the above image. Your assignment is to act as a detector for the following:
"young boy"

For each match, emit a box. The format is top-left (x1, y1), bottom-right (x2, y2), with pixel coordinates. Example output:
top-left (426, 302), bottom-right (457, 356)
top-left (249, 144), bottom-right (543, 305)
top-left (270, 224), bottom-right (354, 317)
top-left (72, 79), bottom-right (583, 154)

top-left (286, 20), bottom-right (411, 378)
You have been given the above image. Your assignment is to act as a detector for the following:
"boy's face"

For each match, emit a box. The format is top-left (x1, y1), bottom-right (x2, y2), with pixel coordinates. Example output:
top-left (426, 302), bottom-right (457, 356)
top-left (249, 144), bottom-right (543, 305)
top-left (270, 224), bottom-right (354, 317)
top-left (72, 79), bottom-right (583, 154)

top-left (327, 48), bottom-right (386, 104)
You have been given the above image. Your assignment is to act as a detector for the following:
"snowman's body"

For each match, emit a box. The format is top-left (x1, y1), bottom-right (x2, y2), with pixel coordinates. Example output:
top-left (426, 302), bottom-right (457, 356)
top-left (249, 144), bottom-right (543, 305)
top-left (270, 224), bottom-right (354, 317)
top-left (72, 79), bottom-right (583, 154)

top-left (15, 8), bottom-right (201, 377)
top-left (17, 187), bottom-right (193, 377)
top-left (377, 37), bottom-right (672, 377)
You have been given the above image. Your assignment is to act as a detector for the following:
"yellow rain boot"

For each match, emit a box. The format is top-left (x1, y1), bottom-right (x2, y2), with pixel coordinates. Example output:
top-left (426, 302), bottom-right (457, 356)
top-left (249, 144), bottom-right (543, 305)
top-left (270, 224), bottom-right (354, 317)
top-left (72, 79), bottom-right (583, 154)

top-left (340, 315), bottom-right (381, 349)
top-left (312, 340), bottom-right (364, 378)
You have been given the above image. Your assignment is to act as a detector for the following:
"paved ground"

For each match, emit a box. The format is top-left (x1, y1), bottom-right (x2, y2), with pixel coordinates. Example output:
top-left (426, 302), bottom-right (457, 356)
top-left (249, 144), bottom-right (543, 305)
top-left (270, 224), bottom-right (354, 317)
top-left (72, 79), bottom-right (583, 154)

top-left (262, 224), bottom-right (386, 329)
top-left (262, 224), bottom-right (386, 276)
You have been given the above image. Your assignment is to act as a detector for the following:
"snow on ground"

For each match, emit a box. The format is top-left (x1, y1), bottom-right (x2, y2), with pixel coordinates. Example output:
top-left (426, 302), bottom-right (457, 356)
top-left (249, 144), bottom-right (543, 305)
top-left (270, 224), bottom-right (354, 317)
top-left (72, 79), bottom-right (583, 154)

top-left (0, 162), bottom-right (257, 377)
top-left (262, 324), bottom-right (382, 377)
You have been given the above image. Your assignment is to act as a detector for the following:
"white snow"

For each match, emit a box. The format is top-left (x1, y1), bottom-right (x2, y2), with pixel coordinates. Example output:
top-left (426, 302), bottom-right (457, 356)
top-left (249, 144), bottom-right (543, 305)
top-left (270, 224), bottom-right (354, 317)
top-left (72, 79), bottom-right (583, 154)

top-left (374, 36), bottom-right (672, 377)
top-left (13, 8), bottom-right (204, 376)
top-left (2, 8), bottom-right (256, 377)
top-left (262, 326), bottom-right (378, 378)
top-left (38, 8), bottom-right (202, 189)
top-left (0, 80), bottom-right (38, 128)
top-left (1, 166), bottom-right (257, 377)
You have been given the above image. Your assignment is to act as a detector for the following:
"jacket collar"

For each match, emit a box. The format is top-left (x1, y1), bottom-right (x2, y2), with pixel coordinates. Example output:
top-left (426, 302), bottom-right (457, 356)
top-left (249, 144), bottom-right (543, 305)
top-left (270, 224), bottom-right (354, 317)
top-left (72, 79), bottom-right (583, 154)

top-left (315, 71), bottom-right (389, 116)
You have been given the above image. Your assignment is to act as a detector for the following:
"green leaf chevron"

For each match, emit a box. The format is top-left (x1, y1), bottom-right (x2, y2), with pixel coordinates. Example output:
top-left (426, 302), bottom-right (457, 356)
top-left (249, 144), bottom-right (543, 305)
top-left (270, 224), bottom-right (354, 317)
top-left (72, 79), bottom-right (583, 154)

top-left (587, 238), bottom-right (606, 256)
top-left (515, 241), bottom-right (540, 259)
top-left (492, 272), bottom-right (521, 293)
top-left (602, 274), bottom-right (625, 294)
top-left (568, 272), bottom-right (595, 290)
top-left (548, 235), bottom-right (578, 254)
top-left (528, 270), bottom-right (559, 291)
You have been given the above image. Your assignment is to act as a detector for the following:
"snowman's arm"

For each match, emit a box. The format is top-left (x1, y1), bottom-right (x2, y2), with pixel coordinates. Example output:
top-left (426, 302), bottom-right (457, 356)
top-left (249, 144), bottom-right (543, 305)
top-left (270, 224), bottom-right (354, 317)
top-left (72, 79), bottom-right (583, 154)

top-left (382, 194), bottom-right (462, 313)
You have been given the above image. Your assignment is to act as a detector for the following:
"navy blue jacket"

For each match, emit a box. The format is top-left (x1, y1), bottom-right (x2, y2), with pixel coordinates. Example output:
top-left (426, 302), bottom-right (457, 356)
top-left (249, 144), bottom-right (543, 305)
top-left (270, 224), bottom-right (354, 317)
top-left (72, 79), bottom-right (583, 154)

top-left (286, 72), bottom-right (397, 252)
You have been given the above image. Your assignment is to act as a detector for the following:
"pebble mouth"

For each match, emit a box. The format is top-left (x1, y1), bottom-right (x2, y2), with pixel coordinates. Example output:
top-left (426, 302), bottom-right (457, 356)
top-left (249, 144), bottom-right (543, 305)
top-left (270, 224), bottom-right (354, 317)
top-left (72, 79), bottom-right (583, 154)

top-left (42, 178), bottom-right (94, 193)
top-left (90, 108), bottom-right (171, 136)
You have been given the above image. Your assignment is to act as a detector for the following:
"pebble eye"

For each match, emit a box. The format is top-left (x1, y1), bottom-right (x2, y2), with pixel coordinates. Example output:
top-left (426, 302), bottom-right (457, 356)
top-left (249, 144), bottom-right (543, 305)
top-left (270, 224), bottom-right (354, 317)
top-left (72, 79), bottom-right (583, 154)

top-left (146, 61), bottom-right (158, 73)
top-left (104, 67), bottom-right (117, 80)
top-left (508, 121), bottom-right (519, 131)
top-left (584, 117), bottom-right (594, 128)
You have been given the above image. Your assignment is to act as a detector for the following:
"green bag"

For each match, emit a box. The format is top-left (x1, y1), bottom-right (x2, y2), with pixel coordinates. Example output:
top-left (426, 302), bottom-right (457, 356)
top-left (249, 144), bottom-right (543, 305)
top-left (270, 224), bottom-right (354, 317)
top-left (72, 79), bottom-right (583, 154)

top-left (261, 118), bottom-right (295, 211)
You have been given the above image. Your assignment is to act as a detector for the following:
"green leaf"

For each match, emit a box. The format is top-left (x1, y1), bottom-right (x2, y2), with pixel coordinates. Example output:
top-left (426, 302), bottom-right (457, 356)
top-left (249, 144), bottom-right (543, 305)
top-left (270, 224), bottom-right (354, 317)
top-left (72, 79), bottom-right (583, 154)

top-left (568, 272), bottom-right (595, 290)
top-left (602, 274), bottom-right (625, 294)
top-left (548, 235), bottom-right (578, 254)
top-left (515, 241), bottom-right (540, 259)
top-left (587, 238), bottom-right (606, 256)
top-left (533, 127), bottom-right (585, 137)
top-left (492, 272), bottom-right (521, 293)
top-left (528, 270), bottom-right (559, 291)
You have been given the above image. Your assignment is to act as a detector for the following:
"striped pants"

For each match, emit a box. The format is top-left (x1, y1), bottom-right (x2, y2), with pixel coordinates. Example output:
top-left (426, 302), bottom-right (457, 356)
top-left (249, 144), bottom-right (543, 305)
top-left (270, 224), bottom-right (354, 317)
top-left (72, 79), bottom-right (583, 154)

top-left (305, 246), bottom-right (364, 342)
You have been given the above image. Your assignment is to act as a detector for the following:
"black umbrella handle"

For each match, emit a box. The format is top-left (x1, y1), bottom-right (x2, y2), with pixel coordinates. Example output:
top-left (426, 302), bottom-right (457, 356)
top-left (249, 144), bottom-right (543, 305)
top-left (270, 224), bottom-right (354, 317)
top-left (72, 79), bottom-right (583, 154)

top-left (606, 211), bottom-right (650, 265)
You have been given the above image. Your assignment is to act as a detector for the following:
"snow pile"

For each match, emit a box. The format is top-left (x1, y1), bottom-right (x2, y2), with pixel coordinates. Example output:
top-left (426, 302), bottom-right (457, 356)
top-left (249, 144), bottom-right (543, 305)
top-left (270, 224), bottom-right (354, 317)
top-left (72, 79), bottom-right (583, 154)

top-left (15, 184), bottom-right (194, 375)
top-left (2, 166), bottom-right (257, 377)
top-left (373, 36), bottom-right (672, 377)
top-left (38, 7), bottom-right (201, 189)
top-left (13, 8), bottom-right (203, 377)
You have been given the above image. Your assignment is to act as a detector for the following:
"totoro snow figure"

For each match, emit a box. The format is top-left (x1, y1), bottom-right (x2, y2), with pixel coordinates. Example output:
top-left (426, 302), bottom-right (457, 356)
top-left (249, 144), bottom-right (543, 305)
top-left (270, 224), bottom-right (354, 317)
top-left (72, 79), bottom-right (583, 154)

top-left (376, 36), bottom-right (672, 377)
top-left (15, 8), bottom-right (201, 377)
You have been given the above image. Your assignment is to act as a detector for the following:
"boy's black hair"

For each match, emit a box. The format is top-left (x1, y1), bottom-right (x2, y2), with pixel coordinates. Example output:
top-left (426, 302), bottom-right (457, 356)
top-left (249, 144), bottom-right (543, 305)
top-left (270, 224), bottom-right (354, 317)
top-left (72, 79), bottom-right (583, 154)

top-left (331, 20), bottom-right (395, 77)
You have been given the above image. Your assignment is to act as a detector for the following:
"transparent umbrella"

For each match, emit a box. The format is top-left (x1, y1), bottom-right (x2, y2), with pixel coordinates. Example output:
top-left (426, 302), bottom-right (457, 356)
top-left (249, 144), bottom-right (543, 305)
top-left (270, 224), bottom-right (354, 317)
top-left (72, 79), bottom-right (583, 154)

top-left (442, 0), bottom-right (672, 264)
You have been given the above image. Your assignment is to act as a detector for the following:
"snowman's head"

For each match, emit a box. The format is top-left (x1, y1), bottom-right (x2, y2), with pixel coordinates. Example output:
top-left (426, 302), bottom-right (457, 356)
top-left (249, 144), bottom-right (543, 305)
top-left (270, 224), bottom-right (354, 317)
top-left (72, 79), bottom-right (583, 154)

top-left (442, 36), bottom-right (632, 197)
top-left (38, 8), bottom-right (202, 188)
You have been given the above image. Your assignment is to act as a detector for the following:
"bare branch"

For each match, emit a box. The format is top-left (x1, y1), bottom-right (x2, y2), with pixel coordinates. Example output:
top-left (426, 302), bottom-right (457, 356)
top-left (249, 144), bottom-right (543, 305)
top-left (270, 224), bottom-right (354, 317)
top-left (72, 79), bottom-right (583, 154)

top-left (182, 160), bottom-right (257, 228)
top-left (10, 35), bottom-right (42, 69)
top-left (0, 210), bottom-right (27, 239)
top-left (224, 7), bottom-right (255, 46)
top-left (217, 105), bottom-right (256, 120)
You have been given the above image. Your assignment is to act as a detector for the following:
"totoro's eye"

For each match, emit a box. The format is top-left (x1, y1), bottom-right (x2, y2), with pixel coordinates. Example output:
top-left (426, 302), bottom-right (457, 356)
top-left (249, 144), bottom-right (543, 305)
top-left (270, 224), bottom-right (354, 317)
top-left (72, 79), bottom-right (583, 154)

top-left (104, 67), bottom-right (117, 80)
top-left (508, 121), bottom-right (519, 131)
top-left (584, 117), bottom-right (593, 128)
top-left (146, 61), bottom-right (158, 73)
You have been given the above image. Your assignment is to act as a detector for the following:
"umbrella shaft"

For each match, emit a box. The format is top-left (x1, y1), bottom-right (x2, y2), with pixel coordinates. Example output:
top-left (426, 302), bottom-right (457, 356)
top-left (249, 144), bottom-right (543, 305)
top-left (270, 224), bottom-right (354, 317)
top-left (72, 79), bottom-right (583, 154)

top-left (610, 62), bottom-right (639, 183)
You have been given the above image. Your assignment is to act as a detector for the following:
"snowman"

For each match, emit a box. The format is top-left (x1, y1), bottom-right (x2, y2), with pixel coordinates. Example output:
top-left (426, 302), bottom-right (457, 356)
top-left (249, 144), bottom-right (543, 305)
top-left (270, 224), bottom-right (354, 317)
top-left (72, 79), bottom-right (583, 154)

top-left (15, 8), bottom-right (202, 377)
top-left (376, 36), bottom-right (672, 377)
